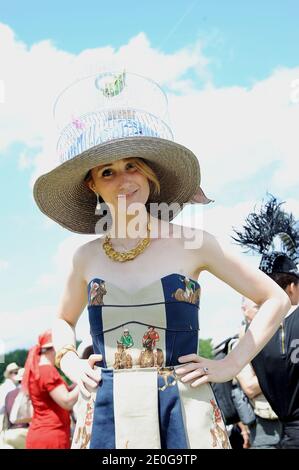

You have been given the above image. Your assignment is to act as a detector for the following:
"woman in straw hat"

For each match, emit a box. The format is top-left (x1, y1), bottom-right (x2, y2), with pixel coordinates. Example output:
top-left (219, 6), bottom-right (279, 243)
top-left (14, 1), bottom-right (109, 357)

top-left (34, 72), bottom-right (290, 449)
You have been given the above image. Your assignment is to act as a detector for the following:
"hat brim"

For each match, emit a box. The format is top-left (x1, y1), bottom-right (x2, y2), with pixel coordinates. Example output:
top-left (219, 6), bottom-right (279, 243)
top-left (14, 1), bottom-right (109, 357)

top-left (4, 368), bottom-right (19, 379)
top-left (33, 136), bottom-right (202, 234)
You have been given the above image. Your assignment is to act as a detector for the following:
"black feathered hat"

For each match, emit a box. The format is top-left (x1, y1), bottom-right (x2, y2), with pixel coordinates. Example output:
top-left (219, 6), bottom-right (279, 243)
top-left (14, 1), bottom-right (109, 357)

top-left (232, 194), bottom-right (299, 279)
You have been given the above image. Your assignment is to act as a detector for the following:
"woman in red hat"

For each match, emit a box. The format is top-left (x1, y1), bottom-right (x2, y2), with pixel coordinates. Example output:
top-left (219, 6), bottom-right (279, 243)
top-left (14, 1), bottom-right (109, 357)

top-left (22, 330), bottom-right (79, 449)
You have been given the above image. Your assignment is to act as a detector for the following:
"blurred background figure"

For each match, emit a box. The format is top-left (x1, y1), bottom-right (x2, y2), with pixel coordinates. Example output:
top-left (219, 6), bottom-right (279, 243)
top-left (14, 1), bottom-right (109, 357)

top-left (3, 368), bottom-right (31, 449)
top-left (233, 194), bottom-right (299, 448)
top-left (0, 362), bottom-right (20, 447)
top-left (236, 297), bottom-right (282, 448)
top-left (212, 336), bottom-right (255, 449)
top-left (22, 330), bottom-right (79, 449)
top-left (212, 295), bottom-right (283, 449)
top-left (71, 339), bottom-right (95, 449)
top-left (0, 363), bottom-right (20, 413)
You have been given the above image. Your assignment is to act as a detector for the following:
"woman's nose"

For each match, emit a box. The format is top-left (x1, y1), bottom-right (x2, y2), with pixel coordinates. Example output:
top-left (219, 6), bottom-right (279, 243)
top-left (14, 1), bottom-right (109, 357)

top-left (117, 171), bottom-right (134, 187)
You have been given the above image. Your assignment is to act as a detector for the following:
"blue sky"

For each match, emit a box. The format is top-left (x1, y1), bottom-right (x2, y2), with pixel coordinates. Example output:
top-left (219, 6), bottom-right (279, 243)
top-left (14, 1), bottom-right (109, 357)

top-left (2, 0), bottom-right (299, 85)
top-left (1, 0), bottom-right (299, 354)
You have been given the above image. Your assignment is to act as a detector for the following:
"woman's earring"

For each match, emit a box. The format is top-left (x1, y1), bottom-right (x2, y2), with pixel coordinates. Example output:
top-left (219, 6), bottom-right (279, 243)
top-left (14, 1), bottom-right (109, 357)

top-left (95, 193), bottom-right (101, 215)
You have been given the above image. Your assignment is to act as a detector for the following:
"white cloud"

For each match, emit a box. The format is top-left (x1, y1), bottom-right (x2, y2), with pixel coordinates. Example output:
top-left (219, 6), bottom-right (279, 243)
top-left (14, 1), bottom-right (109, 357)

top-left (0, 305), bottom-right (56, 352)
top-left (168, 66), bottom-right (299, 193)
top-left (0, 259), bottom-right (9, 271)
top-left (199, 270), bottom-right (245, 346)
top-left (0, 79), bottom-right (5, 103)
top-left (28, 233), bottom-right (98, 294)
top-left (1, 233), bottom-right (97, 352)
top-left (0, 304), bottom-right (90, 353)
top-left (0, 234), bottom-right (95, 351)
top-left (18, 150), bottom-right (34, 170)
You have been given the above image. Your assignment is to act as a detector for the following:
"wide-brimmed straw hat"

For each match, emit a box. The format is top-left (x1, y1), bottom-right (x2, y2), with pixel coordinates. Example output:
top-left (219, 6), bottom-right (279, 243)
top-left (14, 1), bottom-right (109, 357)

top-left (33, 72), bottom-right (212, 234)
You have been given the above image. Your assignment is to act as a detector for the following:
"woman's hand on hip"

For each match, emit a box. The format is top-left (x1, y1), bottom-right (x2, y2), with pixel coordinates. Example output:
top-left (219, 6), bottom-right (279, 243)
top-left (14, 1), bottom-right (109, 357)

top-left (176, 354), bottom-right (238, 387)
top-left (75, 354), bottom-right (102, 398)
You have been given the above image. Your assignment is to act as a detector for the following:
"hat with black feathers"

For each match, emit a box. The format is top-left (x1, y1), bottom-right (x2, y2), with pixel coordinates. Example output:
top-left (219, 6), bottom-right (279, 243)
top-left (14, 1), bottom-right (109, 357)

top-left (232, 194), bottom-right (299, 278)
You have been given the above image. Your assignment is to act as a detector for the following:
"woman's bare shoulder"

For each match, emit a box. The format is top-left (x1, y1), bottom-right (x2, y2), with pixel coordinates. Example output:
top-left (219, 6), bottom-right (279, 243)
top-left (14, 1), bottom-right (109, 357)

top-left (72, 237), bottom-right (103, 264)
top-left (160, 220), bottom-right (202, 237)
top-left (167, 222), bottom-right (205, 245)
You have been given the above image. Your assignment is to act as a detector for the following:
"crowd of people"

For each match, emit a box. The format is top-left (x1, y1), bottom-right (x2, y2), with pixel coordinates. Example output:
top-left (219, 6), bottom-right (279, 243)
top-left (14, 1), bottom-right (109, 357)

top-left (0, 333), bottom-right (93, 449)
top-left (213, 196), bottom-right (299, 449)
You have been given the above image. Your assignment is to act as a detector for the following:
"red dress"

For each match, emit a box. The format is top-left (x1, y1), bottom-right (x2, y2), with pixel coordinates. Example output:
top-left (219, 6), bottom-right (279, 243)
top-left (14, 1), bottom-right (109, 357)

top-left (26, 364), bottom-right (71, 449)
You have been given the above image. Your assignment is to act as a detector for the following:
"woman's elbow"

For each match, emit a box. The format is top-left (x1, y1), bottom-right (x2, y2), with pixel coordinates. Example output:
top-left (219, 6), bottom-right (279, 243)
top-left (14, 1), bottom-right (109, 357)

top-left (53, 392), bottom-right (75, 411)
top-left (268, 289), bottom-right (291, 322)
top-left (244, 384), bottom-right (260, 400)
top-left (277, 290), bottom-right (291, 313)
top-left (60, 398), bottom-right (74, 411)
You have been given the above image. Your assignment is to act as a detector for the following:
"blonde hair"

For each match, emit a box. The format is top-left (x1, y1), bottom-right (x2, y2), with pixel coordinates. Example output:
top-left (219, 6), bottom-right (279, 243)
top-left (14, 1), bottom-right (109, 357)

top-left (84, 157), bottom-right (160, 198)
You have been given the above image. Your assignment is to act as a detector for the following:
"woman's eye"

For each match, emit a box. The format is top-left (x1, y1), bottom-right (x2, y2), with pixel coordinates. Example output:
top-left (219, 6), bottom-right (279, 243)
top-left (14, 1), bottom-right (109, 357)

top-left (102, 169), bottom-right (113, 177)
top-left (126, 163), bottom-right (136, 171)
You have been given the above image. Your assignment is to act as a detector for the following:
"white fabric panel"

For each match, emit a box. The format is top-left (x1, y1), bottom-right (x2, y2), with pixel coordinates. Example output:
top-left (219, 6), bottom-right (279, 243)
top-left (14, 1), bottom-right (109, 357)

top-left (102, 280), bottom-right (166, 368)
top-left (113, 368), bottom-right (161, 449)
top-left (176, 377), bottom-right (230, 449)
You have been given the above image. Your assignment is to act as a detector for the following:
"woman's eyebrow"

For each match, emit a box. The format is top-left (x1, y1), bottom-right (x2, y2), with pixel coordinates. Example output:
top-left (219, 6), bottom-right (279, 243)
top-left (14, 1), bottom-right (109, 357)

top-left (97, 163), bottom-right (113, 171)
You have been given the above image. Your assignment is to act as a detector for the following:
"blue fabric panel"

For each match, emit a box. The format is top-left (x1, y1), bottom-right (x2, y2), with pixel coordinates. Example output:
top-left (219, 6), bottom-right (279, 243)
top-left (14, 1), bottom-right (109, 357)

top-left (158, 372), bottom-right (188, 448)
top-left (90, 369), bottom-right (115, 449)
top-left (161, 274), bottom-right (199, 365)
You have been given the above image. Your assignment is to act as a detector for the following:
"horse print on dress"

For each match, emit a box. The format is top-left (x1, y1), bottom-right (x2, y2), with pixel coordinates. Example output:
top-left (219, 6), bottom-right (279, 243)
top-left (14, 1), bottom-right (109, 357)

top-left (172, 277), bottom-right (200, 304)
top-left (209, 399), bottom-right (230, 449)
top-left (73, 396), bottom-right (95, 449)
top-left (113, 328), bottom-right (134, 369)
top-left (158, 367), bottom-right (177, 391)
top-left (89, 280), bottom-right (107, 306)
top-left (119, 327), bottom-right (134, 349)
top-left (113, 341), bottom-right (133, 369)
top-left (138, 326), bottom-right (164, 368)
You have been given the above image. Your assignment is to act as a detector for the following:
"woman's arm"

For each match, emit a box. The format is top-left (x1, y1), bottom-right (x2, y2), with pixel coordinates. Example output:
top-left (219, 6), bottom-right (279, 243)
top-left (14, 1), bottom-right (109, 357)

top-left (237, 422), bottom-right (251, 449)
top-left (177, 230), bottom-right (290, 385)
top-left (49, 384), bottom-right (79, 411)
top-left (52, 245), bottom-right (101, 397)
top-left (236, 364), bottom-right (262, 400)
top-left (234, 328), bottom-right (262, 399)
top-left (53, 244), bottom-right (88, 345)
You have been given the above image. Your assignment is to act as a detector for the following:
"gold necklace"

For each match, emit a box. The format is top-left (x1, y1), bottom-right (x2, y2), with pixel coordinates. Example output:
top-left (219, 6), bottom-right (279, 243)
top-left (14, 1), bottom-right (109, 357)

top-left (103, 221), bottom-right (151, 262)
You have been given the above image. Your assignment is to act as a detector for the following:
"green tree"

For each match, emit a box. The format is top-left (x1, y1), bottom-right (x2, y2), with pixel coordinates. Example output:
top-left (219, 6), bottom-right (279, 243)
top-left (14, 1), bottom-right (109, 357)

top-left (0, 343), bottom-right (83, 385)
top-left (198, 338), bottom-right (214, 359)
top-left (0, 349), bottom-right (28, 384)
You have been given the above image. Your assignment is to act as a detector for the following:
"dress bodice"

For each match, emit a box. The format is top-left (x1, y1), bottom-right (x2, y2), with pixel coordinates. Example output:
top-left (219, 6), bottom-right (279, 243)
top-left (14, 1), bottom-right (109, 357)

top-left (74, 274), bottom-right (230, 450)
top-left (87, 273), bottom-right (201, 369)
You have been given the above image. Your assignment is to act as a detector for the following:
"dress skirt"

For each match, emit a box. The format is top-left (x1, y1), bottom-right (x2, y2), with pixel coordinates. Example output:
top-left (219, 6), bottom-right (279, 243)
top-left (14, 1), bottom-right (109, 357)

top-left (72, 366), bottom-right (230, 449)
